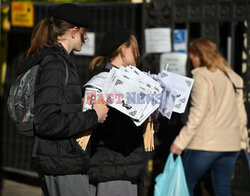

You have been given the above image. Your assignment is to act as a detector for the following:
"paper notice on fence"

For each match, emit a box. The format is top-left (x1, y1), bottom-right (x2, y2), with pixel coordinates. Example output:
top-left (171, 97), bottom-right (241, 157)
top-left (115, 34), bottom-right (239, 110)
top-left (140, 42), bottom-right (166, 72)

top-left (173, 29), bottom-right (188, 53)
top-left (160, 53), bottom-right (187, 76)
top-left (159, 70), bottom-right (194, 113)
top-left (145, 28), bottom-right (172, 53)
top-left (73, 32), bottom-right (95, 56)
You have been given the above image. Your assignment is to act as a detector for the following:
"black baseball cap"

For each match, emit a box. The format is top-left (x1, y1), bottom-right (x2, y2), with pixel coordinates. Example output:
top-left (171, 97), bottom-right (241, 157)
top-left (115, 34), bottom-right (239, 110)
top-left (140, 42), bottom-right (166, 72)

top-left (98, 28), bottom-right (131, 56)
top-left (50, 3), bottom-right (90, 27)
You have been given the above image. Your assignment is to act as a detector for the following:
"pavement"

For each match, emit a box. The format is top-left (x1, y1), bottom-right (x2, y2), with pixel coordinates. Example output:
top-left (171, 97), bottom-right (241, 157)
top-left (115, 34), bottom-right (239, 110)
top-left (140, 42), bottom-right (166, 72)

top-left (0, 178), bottom-right (212, 196)
top-left (1, 179), bottom-right (41, 196)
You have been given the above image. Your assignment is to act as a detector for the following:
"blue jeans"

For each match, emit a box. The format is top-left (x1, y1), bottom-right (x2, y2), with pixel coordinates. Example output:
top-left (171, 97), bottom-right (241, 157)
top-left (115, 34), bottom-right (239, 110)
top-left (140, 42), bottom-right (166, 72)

top-left (182, 150), bottom-right (239, 196)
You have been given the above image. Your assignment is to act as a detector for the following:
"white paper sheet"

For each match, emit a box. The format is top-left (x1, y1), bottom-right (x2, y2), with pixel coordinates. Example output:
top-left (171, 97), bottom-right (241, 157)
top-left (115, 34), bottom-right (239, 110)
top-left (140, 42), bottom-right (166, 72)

top-left (82, 87), bottom-right (102, 112)
top-left (100, 66), bottom-right (163, 125)
top-left (159, 70), bottom-right (194, 113)
top-left (83, 72), bottom-right (109, 90)
top-left (145, 28), bottom-right (172, 53)
top-left (82, 65), bottom-right (193, 125)
top-left (160, 53), bottom-right (188, 76)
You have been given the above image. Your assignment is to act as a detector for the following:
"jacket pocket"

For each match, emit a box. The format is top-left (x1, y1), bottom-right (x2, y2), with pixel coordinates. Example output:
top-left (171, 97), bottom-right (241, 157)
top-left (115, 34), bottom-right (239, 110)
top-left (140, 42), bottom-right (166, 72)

top-left (71, 138), bottom-right (89, 154)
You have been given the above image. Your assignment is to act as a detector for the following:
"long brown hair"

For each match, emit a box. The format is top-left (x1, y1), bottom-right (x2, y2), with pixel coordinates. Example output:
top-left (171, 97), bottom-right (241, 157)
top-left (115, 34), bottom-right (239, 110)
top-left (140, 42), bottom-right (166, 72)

top-left (88, 34), bottom-right (140, 74)
top-left (26, 17), bottom-right (75, 57)
top-left (188, 38), bottom-right (229, 73)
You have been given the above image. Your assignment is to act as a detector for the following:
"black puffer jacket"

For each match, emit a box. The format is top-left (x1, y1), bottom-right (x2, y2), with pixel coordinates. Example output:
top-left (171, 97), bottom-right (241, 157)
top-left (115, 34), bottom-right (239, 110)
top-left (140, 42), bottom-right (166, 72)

top-left (88, 63), bottom-right (147, 184)
top-left (19, 43), bottom-right (98, 175)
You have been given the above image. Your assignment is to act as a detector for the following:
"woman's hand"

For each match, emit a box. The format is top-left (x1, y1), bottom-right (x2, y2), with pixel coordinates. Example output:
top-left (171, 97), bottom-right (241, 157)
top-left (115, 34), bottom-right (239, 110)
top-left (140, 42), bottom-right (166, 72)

top-left (93, 103), bottom-right (109, 123)
top-left (170, 143), bottom-right (183, 155)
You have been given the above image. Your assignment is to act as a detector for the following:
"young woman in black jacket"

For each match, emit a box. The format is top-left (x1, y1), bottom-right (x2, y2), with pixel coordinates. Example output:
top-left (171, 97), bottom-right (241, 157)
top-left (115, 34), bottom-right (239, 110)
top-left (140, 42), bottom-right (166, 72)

top-left (88, 28), bottom-right (147, 196)
top-left (18, 3), bottom-right (108, 196)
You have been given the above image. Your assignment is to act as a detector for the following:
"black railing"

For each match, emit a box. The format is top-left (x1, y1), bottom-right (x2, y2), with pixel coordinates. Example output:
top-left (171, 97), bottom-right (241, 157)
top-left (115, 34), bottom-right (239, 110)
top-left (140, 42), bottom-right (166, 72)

top-left (1, 2), bottom-right (249, 195)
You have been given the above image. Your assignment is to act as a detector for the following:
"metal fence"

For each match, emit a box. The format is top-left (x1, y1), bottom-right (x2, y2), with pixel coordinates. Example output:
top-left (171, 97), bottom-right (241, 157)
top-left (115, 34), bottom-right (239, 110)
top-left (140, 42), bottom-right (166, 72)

top-left (142, 0), bottom-right (250, 195)
top-left (1, 1), bottom-right (249, 194)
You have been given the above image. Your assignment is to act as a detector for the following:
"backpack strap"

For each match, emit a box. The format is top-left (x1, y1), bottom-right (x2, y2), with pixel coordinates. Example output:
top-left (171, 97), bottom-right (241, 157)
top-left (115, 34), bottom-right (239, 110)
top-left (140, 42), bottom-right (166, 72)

top-left (32, 136), bottom-right (39, 157)
top-left (224, 72), bottom-right (244, 94)
top-left (65, 60), bottom-right (68, 86)
top-left (56, 54), bottom-right (68, 86)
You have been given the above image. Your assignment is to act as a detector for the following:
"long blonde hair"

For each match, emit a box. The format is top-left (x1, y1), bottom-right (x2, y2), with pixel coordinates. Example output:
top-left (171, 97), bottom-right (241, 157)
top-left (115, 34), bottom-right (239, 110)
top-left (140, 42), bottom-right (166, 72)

top-left (188, 38), bottom-right (230, 73)
top-left (88, 34), bottom-right (140, 74)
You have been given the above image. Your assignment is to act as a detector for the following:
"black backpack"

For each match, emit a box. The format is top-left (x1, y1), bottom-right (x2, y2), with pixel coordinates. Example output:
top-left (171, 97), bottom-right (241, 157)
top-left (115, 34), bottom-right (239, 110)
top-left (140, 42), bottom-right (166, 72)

top-left (7, 55), bottom-right (68, 137)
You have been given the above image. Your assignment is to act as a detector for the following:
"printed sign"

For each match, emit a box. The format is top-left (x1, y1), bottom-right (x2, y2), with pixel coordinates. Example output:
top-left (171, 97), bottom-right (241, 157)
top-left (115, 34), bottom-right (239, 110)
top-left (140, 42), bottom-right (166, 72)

top-left (145, 28), bottom-right (172, 53)
top-left (173, 29), bottom-right (187, 53)
top-left (11, 2), bottom-right (34, 27)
